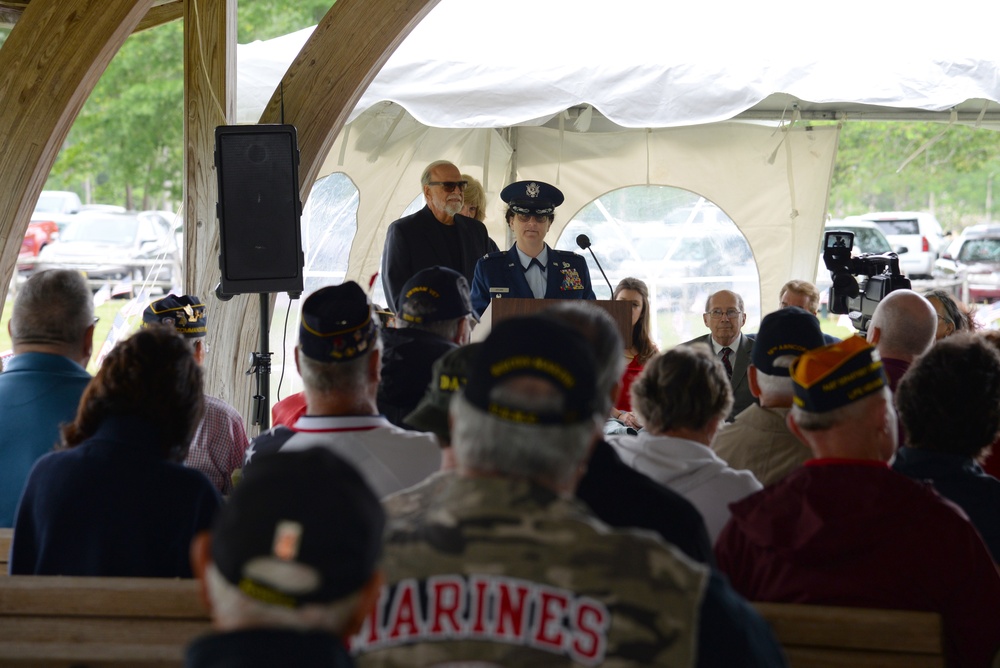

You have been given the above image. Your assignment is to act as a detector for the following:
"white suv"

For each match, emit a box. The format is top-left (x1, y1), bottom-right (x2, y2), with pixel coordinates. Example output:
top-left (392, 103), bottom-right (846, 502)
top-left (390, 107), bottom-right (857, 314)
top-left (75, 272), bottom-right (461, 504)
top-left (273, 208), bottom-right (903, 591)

top-left (849, 211), bottom-right (945, 278)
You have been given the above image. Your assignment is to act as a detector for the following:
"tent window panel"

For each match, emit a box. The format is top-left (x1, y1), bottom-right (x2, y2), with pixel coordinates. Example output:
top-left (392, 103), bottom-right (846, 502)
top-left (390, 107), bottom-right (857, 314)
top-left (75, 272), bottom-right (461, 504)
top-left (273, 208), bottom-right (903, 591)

top-left (552, 186), bottom-right (759, 349)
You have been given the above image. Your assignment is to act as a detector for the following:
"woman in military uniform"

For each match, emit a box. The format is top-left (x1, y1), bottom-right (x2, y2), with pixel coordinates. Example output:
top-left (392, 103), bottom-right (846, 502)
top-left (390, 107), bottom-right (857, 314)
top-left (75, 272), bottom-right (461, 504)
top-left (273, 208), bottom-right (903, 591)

top-left (469, 180), bottom-right (595, 317)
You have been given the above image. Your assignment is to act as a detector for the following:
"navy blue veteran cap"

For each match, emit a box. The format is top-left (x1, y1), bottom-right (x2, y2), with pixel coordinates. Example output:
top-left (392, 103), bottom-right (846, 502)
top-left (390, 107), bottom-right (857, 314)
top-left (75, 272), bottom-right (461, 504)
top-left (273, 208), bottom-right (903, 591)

top-left (465, 316), bottom-right (598, 425)
top-left (299, 282), bottom-right (379, 362)
top-left (790, 336), bottom-right (888, 412)
top-left (211, 448), bottom-right (385, 607)
top-left (142, 294), bottom-right (206, 338)
top-left (752, 306), bottom-right (825, 376)
top-left (399, 266), bottom-right (472, 324)
top-left (501, 180), bottom-right (565, 216)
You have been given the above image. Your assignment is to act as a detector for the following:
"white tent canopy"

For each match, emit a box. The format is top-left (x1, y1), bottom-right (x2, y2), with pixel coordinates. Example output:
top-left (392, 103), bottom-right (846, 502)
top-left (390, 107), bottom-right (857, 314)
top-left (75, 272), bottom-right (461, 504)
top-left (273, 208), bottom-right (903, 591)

top-left (237, 0), bottom-right (1000, 320)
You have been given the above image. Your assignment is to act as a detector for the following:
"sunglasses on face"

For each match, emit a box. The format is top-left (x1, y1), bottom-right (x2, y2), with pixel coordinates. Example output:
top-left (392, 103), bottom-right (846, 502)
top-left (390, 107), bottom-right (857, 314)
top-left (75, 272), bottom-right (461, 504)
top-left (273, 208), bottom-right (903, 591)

top-left (428, 181), bottom-right (469, 192)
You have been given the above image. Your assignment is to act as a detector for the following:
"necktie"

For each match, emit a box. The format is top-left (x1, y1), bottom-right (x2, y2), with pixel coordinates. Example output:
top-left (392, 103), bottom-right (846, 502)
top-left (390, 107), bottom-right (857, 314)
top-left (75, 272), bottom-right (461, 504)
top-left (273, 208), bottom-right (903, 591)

top-left (523, 257), bottom-right (546, 273)
top-left (721, 347), bottom-right (733, 378)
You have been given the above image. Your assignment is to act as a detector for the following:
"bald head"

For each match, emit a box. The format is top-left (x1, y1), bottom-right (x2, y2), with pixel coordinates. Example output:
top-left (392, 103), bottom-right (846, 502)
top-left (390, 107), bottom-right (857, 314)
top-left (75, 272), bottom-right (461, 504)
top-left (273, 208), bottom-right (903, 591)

top-left (866, 289), bottom-right (936, 363)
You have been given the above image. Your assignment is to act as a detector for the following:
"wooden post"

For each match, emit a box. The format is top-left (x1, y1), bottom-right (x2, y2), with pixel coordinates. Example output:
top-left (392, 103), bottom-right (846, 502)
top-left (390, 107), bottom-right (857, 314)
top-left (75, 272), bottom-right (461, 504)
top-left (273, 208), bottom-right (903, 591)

top-left (183, 0), bottom-right (244, 417)
top-left (195, 0), bottom-right (440, 428)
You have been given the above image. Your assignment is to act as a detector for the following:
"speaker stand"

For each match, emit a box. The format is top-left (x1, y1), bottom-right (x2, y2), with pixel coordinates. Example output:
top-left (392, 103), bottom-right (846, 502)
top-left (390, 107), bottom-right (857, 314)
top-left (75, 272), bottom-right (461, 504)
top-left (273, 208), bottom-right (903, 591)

top-left (245, 293), bottom-right (271, 430)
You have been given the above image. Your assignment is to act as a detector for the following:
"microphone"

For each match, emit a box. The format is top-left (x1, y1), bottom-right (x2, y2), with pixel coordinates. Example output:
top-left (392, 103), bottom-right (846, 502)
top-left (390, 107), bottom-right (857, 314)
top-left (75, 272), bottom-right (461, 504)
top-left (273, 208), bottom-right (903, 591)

top-left (576, 234), bottom-right (614, 296)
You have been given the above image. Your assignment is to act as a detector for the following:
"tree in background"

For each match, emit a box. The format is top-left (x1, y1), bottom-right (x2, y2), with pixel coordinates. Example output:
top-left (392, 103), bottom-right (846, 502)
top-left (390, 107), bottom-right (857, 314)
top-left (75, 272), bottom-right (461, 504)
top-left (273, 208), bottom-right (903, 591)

top-left (830, 122), bottom-right (1000, 230)
top-left (41, 1), bottom-right (332, 210)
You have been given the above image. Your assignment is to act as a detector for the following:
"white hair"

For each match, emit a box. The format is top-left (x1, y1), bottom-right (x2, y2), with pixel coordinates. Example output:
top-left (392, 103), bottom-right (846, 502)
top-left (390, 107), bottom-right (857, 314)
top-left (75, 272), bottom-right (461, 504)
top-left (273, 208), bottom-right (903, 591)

top-left (754, 355), bottom-right (796, 400)
top-left (205, 563), bottom-right (362, 634)
top-left (297, 338), bottom-right (382, 395)
top-left (450, 385), bottom-right (599, 489)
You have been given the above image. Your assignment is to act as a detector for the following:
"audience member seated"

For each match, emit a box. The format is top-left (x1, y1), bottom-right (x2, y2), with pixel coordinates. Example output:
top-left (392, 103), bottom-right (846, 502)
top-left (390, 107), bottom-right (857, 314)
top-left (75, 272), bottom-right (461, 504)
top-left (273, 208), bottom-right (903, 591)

top-left (390, 303), bottom-right (715, 565)
top-left (352, 316), bottom-right (786, 667)
top-left (610, 345), bottom-right (762, 542)
top-left (924, 289), bottom-right (970, 340)
top-left (0, 269), bottom-right (94, 528)
top-left (892, 333), bottom-right (1000, 562)
top-left (715, 336), bottom-right (1000, 668)
top-left (271, 390), bottom-right (307, 428)
top-left (187, 448), bottom-right (384, 668)
top-left (10, 327), bottom-right (221, 577)
top-left (378, 266), bottom-right (473, 428)
top-left (712, 307), bottom-right (826, 486)
top-left (778, 279), bottom-right (839, 344)
top-left (866, 288), bottom-right (936, 390)
top-left (682, 289), bottom-right (756, 419)
top-left (606, 277), bottom-right (658, 434)
top-left (143, 294), bottom-right (249, 495)
top-left (977, 329), bottom-right (1000, 479)
top-left (244, 282), bottom-right (440, 498)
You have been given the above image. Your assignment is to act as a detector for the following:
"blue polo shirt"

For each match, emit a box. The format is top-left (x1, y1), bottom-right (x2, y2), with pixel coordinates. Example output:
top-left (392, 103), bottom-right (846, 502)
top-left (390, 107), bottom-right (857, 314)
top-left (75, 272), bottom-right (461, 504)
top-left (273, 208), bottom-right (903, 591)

top-left (0, 352), bottom-right (91, 527)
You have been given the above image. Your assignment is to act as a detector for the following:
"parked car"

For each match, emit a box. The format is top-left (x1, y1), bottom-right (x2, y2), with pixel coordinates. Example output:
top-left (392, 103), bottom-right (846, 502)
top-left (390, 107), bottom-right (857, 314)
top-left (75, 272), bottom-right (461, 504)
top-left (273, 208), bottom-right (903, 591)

top-left (17, 219), bottom-right (61, 271)
top-left (849, 211), bottom-right (945, 278)
top-left (816, 220), bottom-right (900, 304)
top-left (33, 190), bottom-right (82, 215)
top-left (934, 223), bottom-right (1000, 302)
top-left (35, 211), bottom-right (180, 288)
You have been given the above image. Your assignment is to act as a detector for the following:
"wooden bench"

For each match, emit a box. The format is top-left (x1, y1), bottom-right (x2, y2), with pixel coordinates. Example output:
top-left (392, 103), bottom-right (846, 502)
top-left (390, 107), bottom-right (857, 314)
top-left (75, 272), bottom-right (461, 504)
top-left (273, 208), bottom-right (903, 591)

top-left (0, 575), bottom-right (211, 667)
top-left (754, 602), bottom-right (944, 668)
top-left (0, 574), bottom-right (949, 667)
top-left (0, 528), bottom-right (11, 574)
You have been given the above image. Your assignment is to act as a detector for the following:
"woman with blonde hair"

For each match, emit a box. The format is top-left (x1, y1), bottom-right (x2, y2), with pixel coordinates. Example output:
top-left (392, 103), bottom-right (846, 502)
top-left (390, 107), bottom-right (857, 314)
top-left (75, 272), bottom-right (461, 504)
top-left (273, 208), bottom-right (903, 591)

top-left (609, 277), bottom-right (658, 432)
top-left (460, 174), bottom-right (486, 222)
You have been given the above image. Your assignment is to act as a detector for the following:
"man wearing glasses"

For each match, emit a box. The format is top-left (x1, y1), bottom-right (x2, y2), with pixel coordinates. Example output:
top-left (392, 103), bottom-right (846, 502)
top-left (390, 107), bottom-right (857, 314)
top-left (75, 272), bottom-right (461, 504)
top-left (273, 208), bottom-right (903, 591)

top-left (683, 290), bottom-right (755, 420)
top-left (381, 160), bottom-right (498, 313)
top-left (469, 180), bottom-right (596, 317)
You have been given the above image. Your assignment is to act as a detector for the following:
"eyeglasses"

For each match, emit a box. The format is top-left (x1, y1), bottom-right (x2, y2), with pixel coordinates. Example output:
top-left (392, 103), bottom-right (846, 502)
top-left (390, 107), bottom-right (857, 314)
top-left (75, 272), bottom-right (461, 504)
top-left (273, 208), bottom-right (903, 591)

top-left (707, 309), bottom-right (742, 320)
top-left (515, 213), bottom-right (551, 224)
top-left (427, 181), bottom-right (468, 192)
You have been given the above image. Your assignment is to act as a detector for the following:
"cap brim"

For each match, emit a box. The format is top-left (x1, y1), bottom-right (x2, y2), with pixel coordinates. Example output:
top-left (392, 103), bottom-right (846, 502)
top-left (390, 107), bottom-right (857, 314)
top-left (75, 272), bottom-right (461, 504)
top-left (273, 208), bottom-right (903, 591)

top-left (403, 401), bottom-right (449, 441)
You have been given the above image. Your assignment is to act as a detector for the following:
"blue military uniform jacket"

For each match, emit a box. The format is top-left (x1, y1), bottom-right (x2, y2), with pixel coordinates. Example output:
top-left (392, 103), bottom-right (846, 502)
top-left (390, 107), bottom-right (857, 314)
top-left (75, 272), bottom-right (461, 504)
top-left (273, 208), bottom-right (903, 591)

top-left (470, 244), bottom-right (596, 317)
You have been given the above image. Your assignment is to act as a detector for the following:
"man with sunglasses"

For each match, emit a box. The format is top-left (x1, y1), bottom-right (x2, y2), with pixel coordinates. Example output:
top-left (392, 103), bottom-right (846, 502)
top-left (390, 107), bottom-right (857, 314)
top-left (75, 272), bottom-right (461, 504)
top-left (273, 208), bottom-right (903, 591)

top-left (469, 180), bottom-right (595, 317)
top-left (381, 160), bottom-right (498, 313)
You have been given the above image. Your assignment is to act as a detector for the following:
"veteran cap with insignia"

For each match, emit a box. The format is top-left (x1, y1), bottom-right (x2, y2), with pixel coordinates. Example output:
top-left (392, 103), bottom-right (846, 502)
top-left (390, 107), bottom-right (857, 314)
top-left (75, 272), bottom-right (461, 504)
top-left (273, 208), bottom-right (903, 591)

top-left (142, 294), bottom-right (207, 338)
top-left (790, 336), bottom-right (888, 412)
top-left (501, 180), bottom-right (565, 217)
top-left (405, 342), bottom-right (482, 441)
top-left (752, 306), bottom-right (826, 377)
top-left (299, 282), bottom-right (379, 362)
top-left (398, 265), bottom-right (473, 325)
top-left (211, 448), bottom-right (385, 607)
top-left (465, 316), bottom-right (598, 425)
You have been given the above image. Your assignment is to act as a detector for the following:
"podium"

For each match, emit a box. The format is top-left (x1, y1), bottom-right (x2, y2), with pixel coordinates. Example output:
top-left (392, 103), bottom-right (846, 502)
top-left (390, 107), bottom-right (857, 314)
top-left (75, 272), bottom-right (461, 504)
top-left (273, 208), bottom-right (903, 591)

top-left (481, 298), bottom-right (633, 346)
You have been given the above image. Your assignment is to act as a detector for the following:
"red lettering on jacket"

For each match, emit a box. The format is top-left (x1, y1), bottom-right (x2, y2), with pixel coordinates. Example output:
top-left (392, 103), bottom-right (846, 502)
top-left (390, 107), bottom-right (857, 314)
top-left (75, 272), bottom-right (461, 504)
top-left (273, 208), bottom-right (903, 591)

top-left (532, 586), bottom-right (569, 651)
top-left (572, 599), bottom-right (610, 664)
top-left (469, 575), bottom-right (490, 635)
top-left (385, 579), bottom-right (421, 641)
top-left (494, 578), bottom-right (531, 640)
top-left (427, 575), bottom-right (464, 636)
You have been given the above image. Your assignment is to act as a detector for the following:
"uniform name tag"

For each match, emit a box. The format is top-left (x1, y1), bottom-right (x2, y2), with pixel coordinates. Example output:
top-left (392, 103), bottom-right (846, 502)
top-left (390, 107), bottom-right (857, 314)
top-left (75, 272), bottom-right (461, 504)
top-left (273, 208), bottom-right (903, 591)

top-left (490, 287), bottom-right (510, 294)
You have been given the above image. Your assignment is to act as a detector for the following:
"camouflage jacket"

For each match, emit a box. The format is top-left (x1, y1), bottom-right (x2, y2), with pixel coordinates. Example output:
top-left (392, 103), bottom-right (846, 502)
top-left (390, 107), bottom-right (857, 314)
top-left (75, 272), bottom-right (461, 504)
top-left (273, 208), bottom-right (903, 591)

top-left (353, 475), bottom-right (708, 667)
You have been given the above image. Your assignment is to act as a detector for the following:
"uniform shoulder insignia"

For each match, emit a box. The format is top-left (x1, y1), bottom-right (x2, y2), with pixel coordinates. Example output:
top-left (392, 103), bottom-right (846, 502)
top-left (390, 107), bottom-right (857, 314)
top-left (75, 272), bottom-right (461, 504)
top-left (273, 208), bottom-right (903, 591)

top-left (482, 250), bottom-right (505, 260)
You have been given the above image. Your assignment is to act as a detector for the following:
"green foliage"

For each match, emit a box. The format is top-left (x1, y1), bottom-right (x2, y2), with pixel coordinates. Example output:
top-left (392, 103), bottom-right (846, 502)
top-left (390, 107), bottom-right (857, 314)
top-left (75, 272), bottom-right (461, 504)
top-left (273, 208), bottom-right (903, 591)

top-left (44, 1), bottom-right (334, 209)
top-left (829, 121), bottom-right (1000, 231)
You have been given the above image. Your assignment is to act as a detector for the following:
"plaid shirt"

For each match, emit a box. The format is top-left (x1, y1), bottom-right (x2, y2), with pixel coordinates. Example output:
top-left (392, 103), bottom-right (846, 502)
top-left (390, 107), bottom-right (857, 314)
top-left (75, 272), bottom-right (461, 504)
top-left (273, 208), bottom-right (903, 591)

top-left (184, 395), bottom-right (248, 495)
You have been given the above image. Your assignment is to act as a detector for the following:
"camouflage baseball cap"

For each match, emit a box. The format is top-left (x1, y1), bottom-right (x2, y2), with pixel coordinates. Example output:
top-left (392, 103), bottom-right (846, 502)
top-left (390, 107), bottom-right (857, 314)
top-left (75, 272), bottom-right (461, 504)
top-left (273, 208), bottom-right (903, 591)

top-left (405, 343), bottom-right (482, 441)
top-left (465, 316), bottom-right (598, 425)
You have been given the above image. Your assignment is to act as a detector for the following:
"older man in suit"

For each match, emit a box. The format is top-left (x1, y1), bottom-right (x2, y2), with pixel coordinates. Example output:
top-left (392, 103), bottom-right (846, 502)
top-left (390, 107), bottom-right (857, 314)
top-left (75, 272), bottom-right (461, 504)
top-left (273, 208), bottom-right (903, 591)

top-left (683, 290), bottom-right (755, 420)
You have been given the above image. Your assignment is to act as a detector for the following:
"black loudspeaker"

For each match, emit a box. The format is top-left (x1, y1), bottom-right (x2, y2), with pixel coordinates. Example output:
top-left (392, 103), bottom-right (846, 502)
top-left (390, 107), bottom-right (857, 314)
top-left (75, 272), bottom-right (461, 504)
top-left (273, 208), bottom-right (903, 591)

top-left (215, 124), bottom-right (304, 297)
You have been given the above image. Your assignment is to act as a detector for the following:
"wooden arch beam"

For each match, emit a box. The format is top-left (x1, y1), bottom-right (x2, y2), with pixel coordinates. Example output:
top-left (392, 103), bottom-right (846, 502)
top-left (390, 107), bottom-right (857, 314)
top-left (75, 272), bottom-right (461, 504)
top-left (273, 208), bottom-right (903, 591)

top-left (0, 0), bottom-right (155, 311)
top-left (200, 0), bottom-right (440, 415)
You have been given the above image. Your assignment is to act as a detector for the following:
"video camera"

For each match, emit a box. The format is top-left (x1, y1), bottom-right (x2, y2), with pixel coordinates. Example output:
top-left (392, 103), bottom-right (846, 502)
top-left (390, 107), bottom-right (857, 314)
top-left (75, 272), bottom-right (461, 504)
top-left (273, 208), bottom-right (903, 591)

top-left (823, 230), bottom-right (911, 335)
